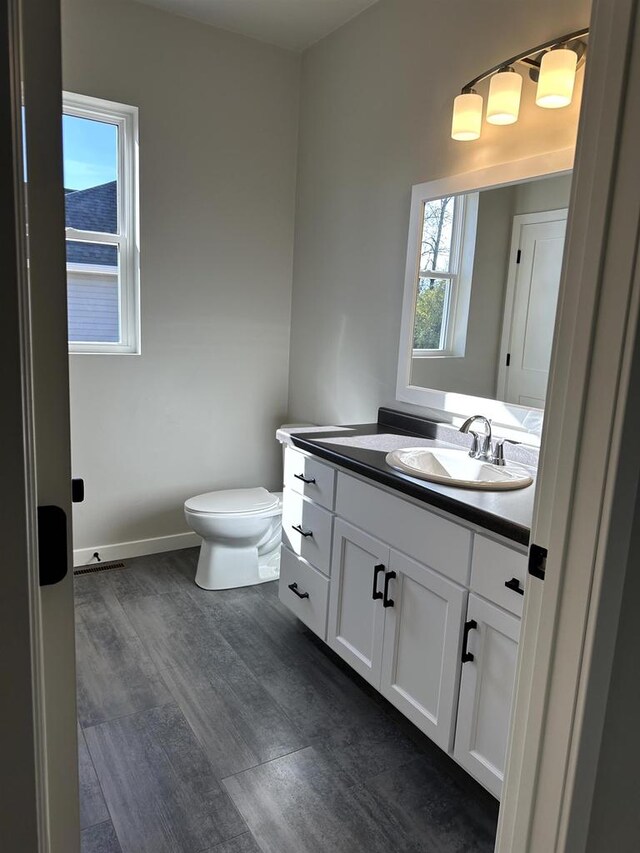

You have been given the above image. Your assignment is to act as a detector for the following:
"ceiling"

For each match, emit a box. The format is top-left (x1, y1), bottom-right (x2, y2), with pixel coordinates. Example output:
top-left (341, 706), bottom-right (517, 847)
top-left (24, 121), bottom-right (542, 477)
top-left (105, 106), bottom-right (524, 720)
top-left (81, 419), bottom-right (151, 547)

top-left (135, 0), bottom-right (380, 51)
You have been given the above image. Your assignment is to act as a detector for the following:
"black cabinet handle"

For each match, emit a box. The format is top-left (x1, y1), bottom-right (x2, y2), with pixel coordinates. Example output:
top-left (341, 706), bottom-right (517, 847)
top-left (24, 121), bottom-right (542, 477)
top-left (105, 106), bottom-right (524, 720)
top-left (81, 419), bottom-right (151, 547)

top-left (294, 473), bottom-right (316, 485)
top-left (504, 577), bottom-right (524, 595)
top-left (288, 582), bottom-right (309, 600)
top-left (372, 564), bottom-right (385, 600)
top-left (461, 619), bottom-right (478, 662)
top-left (383, 570), bottom-right (396, 608)
top-left (292, 524), bottom-right (313, 538)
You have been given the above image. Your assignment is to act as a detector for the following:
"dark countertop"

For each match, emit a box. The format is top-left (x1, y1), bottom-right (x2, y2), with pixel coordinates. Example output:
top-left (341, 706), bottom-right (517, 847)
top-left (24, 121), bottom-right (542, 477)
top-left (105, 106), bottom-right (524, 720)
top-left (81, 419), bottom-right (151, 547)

top-left (288, 411), bottom-right (536, 547)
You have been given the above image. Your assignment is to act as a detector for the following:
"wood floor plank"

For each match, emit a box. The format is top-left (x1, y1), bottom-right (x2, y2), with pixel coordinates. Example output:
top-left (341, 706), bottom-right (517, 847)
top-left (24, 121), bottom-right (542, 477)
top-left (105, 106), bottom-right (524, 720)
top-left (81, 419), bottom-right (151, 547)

top-left (256, 649), bottom-right (385, 742)
top-left (222, 746), bottom-right (403, 853)
top-left (85, 704), bottom-right (246, 853)
top-left (206, 832), bottom-right (262, 852)
top-left (364, 756), bottom-right (499, 852)
top-left (77, 725), bottom-right (109, 830)
top-left (184, 585), bottom-right (303, 676)
top-left (121, 591), bottom-right (239, 678)
top-left (80, 821), bottom-right (123, 853)
top-left (75, 592), bottom-right (171, 728)
top-left (161, 649), bottom-right (306, 777)
top-left (160, 664), bottom-right (260, 779)
top-left (106, 551), bottom-right (192, 600)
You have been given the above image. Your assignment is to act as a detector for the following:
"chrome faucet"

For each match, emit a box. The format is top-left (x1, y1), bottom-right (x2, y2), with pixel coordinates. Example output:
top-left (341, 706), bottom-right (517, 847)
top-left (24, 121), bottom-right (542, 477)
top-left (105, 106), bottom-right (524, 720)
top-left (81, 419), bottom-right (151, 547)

top-left (459, 414), bottom-right (520, 465)
top-left (459, 415), bottom-right (492, 460)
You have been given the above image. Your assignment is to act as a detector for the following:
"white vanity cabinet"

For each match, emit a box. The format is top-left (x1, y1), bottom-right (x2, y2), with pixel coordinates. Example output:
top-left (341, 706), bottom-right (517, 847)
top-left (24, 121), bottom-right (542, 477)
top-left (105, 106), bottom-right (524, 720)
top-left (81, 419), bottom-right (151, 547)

top-left (278, 447), bottom-right (336, 639)
top-left (453, 594), bottom-right (521, 799)
top-left (326, 520), bottom-right (387, 685)
top-left (278, 445), bottom-right (529, 799)
top-left (379, 549), bottom-right (467, 751)
top-left (327, 518), bottom-right (467, 751)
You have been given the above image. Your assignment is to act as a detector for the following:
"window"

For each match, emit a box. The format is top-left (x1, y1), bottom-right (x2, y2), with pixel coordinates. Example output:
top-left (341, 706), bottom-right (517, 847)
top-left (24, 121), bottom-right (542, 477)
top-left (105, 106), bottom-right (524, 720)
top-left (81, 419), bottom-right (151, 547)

top-left (63, 92), bottom-right (139, 354)
top-left (413, 195), bottom-right (477, 358)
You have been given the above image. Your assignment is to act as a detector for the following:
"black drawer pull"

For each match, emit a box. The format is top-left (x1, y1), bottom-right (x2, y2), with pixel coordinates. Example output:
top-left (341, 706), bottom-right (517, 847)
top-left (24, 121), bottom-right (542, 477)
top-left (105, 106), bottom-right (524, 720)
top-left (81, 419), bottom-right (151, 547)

top-left (288, 582), bottom-right (309, 600)
top-left (292, 524), bottom-right (313, 538)
top-left (294, 473), bottom-right (316, 485)
top-left (504, 577), bottom-right (524, 595)
top-left (461, 619), bottom-right (478, 663)
top-left (372, 564), bottom-right (385, 600)
top-left (383, 570), bottom-right (396, 608)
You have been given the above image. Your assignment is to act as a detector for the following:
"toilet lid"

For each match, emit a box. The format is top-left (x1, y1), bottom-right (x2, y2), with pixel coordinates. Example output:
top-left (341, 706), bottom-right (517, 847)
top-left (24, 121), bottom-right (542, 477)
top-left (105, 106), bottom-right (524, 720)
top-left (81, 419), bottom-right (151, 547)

top-left (185, 487), bottom-right (279, 515)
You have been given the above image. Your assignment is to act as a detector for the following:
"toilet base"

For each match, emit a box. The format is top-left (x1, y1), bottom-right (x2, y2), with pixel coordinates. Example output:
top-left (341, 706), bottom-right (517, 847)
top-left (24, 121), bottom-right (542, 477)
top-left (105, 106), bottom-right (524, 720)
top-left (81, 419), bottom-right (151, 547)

top-left (194, 540), bottom-right (280, 590)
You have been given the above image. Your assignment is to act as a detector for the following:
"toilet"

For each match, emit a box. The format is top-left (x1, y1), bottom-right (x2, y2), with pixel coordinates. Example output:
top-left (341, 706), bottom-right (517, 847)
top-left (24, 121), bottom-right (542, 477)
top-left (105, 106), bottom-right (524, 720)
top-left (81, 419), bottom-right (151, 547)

top-left (184, 487), bottom-right (283, 590)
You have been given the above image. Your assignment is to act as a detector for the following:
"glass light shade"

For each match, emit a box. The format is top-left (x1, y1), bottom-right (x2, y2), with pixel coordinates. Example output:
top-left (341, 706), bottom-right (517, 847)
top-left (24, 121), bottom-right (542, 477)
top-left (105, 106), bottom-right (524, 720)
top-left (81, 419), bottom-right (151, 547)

top-left (451, 92), bottom-right (483, 141)
top-left (536, 47), bottom-right (578, 108)
top-left (486, 69), bottom-right (523, 125)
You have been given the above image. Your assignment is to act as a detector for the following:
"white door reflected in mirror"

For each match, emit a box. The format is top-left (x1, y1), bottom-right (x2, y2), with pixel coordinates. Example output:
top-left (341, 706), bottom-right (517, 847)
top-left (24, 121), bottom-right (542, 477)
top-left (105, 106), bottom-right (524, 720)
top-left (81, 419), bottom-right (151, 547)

top-left (497, 211), bottom-right (567, 407)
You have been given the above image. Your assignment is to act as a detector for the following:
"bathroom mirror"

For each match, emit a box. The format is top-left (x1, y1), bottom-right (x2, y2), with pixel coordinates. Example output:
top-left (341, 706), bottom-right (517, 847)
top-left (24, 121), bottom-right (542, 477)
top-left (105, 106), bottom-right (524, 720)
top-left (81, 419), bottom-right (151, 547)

top-left (396, 151), bottom-right (574, 433)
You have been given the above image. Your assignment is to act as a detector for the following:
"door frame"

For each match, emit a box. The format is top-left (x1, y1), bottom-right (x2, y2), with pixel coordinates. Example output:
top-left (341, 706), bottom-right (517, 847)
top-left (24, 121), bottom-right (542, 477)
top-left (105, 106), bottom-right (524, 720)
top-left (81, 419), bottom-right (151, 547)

top-left (496, 208), bottom-right (569, 404)
top-left (497, 0), bottom-right (640, 849)
top-left (1, 0), bottom-right (80, 848)
top-left (0, 0), bottom-right (49, 848)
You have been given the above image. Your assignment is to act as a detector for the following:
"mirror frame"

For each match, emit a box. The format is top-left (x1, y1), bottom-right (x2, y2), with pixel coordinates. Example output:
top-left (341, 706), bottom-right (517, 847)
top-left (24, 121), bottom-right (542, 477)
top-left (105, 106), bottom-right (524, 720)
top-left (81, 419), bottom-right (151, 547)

top-left (396, 148), bottom-right (574, 440)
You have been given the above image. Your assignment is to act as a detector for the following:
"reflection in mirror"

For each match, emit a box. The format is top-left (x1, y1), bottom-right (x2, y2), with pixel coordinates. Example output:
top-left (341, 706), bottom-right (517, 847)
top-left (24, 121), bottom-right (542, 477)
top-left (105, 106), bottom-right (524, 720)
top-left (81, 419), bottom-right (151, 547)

top-left (408, 173), bottom-right (571, 410)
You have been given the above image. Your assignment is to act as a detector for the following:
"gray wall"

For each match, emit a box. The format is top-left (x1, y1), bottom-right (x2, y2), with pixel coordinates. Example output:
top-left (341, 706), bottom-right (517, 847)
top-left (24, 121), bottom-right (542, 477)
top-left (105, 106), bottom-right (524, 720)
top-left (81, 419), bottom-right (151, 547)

top-left (410, 173), bottom-right (572, 399)
top-left (62, 0), bottom-right (300, 552)
top-left (287, 0), bottom-right (590, 426)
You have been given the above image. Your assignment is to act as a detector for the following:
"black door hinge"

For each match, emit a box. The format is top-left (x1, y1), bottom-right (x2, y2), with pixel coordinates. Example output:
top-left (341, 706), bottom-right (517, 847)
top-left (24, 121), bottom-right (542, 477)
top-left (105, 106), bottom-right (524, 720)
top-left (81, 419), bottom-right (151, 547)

top-left (37, 505), bottom-right (68, 586)
top-left (506, 353), bottom-right (511, 367)
top-left (72, 478), bottom-right (85, 503)
top-left (516, 249), bottom-right (522, 264)
top-left (528, 543), bottom-right (548, 581)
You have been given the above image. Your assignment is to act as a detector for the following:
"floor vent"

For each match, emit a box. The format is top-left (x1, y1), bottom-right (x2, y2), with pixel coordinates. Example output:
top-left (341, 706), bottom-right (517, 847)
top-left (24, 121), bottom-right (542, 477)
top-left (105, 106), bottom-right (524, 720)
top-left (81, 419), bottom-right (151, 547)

top-left (74, 561), bottom-right (126, 576)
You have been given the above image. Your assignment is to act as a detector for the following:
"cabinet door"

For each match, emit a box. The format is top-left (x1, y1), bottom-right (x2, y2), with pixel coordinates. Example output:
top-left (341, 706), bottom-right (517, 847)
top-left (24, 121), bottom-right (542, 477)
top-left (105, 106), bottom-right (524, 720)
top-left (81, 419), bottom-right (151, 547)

top-left (327, 519), bottom-right (388, 687)
top-left (454, 594), bottom-right (521, 799)
top-left (380, 550), bottom-right (467, 752)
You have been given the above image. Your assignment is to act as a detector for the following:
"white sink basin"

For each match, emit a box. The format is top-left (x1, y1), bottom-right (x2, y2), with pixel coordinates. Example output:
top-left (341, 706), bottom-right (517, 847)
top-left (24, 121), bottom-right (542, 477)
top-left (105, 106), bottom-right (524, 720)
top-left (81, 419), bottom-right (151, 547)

top-left (385, 447), bottom-right (533, 491)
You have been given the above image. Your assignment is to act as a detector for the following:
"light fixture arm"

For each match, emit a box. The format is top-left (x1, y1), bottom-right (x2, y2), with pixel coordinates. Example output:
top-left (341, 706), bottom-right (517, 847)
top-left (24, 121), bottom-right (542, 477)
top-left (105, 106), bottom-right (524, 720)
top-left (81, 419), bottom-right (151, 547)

top-left (460, 27), bottom-right (589, 94)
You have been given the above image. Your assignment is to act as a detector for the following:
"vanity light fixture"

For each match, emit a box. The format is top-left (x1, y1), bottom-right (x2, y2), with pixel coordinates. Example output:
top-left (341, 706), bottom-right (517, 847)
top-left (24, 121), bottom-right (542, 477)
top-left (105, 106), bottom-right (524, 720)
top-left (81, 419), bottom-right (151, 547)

top-left (536, 46), bottom-right (579, 108)
top-left (486, 67), bottom-right (523, 125)
top-left (451, 90), bottom-right (484, 141)
top-left (451, 28), bottom-right (588, 141)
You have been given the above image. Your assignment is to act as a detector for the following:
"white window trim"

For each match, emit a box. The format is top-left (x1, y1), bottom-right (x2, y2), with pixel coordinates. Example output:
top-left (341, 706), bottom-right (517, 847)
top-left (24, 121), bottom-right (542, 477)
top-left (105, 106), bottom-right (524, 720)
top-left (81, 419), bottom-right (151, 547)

top-left (63, 91), bottom-right (140, 355)
top-left (412, 193), bottom-right (478, 357)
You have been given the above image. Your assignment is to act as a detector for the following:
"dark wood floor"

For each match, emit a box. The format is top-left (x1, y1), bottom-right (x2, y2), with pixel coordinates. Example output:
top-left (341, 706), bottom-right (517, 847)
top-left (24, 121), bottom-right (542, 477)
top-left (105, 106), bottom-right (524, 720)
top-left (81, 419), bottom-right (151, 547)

top-left (74, 548), bottom-right (498, 853)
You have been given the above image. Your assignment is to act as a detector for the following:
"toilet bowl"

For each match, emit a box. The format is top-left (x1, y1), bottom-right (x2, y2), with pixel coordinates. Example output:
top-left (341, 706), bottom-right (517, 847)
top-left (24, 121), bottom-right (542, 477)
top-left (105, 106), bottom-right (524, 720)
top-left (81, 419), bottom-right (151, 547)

top-left (184, 487), bottom-right (282, 590)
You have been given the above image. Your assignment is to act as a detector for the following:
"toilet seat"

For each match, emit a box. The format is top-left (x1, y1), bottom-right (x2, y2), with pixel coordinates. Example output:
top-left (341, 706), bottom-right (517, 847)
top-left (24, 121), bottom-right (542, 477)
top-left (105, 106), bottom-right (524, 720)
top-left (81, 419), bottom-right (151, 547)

top-left (185, 487), bottom-right (280, 517)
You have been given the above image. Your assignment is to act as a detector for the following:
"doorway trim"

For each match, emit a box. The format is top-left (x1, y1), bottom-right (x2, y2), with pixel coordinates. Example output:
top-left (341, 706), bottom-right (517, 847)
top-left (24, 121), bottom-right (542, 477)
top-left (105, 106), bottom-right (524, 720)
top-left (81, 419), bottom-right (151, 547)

top-left (0, 0), bottom-right (50, 848)
top-left (496, 0), bottom-right (640, 849)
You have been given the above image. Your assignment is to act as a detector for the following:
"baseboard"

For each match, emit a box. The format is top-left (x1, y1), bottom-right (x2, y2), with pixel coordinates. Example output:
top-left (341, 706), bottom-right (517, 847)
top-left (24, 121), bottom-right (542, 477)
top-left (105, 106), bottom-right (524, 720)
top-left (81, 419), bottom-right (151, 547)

top-left (73, 531), bottom-right (200, 567)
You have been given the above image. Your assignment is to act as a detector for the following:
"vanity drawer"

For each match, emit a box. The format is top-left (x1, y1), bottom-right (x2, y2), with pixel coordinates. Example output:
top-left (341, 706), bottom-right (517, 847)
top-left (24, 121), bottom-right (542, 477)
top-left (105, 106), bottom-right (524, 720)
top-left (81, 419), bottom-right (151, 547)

top-left (471, 535), bottom-right (527, 617)
top-left (281, 488), bottom-right (333, 576)
top-left (335, 472), bottom-right (472, 585)
top-left (279, 546), bottom-right (329, 639)
top-left (284, 447), bottom-right (336, 510)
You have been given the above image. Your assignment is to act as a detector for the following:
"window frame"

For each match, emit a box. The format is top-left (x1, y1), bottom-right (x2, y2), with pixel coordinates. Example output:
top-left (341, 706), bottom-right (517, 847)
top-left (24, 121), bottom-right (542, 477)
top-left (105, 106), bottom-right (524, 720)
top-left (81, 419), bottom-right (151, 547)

top-left (412, 193), bottom-right (481, 359)
top-left (63, 91), bottom-right (140, 355)
top-left (413, 194), bottom-right (467, 356)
